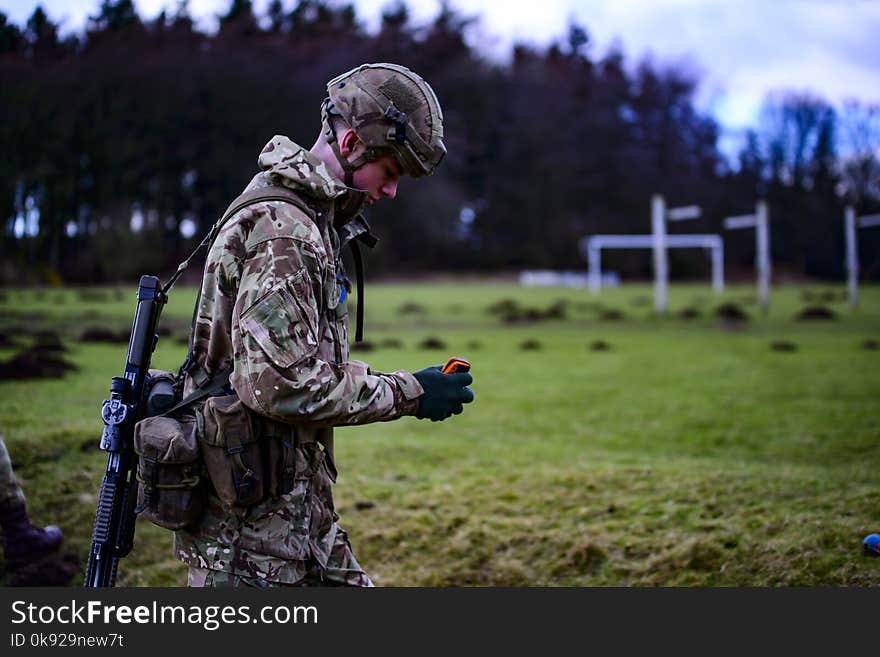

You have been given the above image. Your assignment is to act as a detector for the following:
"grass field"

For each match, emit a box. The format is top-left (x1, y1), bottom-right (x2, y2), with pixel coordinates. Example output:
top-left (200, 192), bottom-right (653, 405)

top-left (0, 280), bottom-right (878, 586)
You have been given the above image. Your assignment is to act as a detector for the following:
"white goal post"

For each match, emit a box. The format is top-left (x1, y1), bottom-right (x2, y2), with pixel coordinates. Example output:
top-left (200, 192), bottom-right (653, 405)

top-left (845, 206), bottom-right (880, 308)
top-left (578, 195), bottom-right (724, 314)
top-left (580, 233), bottom-right (724, 296)
top-left (723, 200), bottom-right (771, 314)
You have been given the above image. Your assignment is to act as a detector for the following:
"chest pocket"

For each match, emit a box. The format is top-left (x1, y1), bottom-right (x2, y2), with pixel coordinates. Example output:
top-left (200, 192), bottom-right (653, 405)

top-left (240, 269), bottom-right (319, 369)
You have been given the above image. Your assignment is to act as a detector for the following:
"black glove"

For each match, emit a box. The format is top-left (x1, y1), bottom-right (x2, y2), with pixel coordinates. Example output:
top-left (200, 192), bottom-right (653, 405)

top-left (412, 365), bottom-right (475, 422)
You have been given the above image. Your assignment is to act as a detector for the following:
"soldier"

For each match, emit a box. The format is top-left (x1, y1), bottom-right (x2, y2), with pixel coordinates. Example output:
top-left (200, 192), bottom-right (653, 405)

top-left (0, 435), bottom-right (64, 567)
top-left (176, 63), bottom-right (474, 587)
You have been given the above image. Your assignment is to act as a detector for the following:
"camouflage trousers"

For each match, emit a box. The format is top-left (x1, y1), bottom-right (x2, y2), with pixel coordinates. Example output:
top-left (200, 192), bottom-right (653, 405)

top-left (0, 436), bottom-right (26, 507)
top-left (187, 528), bottom-right (374, 588)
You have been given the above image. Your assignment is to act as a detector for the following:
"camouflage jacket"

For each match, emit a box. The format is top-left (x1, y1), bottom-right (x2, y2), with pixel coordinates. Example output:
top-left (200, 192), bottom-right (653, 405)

top-left (174, 135), bottom-right (423, 582)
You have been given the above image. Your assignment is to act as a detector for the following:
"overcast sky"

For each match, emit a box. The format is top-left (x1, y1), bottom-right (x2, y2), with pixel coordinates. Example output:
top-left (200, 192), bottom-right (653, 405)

top-left (4, 0), bottom-right (880, 152)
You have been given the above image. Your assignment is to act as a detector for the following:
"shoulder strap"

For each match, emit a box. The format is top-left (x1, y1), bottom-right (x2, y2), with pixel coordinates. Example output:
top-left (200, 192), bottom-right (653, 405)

top-left (162, 368), bottom-right (232, 417)
top-left (338, 214), bottom-right (379, 343)
top-left (162, 184), bottom-right (315, 296)
top-left (174, 184), bottom-right (317, 389)
top-left (211, 186), bottom-right (316, 246)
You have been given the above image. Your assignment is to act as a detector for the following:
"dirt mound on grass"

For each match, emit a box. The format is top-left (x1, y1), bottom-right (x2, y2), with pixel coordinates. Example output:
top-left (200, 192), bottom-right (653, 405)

top-left (589, 340), bottom-right (611, 351)
top-left (418, 336), bottom-right (447, 350)
top-left (598, 308), bottom-right (625, 321)
top-left (795, 306), bottom-right (837, 321)
top-left (501, 303), bottom-right (568, 324)
top-left (79, 327), bottom-right (129, 343)
top-left (0, 347), bottom-right (78, 380)
top-left (489, 297), bottom-right (568, 324)
top-left (715, 303), bottom-right (749, 322)
top-left (487, 298), bottom-right (520, 315)
top-left (397, 301), bottom-right (427, 315)
top-left (32, 331), bottom-right (66, 353)
top-left (770, 340), bottom-right (798, 352)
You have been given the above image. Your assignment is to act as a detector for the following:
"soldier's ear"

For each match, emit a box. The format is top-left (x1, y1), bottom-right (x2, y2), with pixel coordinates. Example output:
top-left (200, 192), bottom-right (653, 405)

top-left (338, 128), bottom-right (363, 158)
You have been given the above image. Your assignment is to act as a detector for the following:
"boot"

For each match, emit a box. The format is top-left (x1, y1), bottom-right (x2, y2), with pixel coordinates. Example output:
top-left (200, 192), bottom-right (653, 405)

top-left (0, 500), bottom-right (64, 567)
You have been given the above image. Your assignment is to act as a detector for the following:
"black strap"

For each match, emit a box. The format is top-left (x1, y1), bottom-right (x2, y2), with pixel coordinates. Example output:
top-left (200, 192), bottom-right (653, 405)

top-left (337, 214), bottom-right (379, 343)
top-left (162, 368), bottom-right (232, 417)
top-left (350, 239), bottom-right (365, 343)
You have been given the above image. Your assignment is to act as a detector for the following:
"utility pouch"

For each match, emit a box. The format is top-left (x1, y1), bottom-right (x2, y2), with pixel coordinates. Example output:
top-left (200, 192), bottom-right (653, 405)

top-left (262, 421), bottom-right (298, 499)
top-left (200, 394), bottom-right (264, 508)
top-left (133, 412), bottom-right (205, 530)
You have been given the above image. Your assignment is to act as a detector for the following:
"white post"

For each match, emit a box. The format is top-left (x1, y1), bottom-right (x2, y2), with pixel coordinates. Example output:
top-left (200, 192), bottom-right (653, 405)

top-left (845, 205), bottom-right (858, 309)
top-left (652, 194), bottom-right (667, 314)
top-left (588, 244), bottom-right (601, 293)
top-left (711, 241), bottom-right (724, 293)
top-left (756, 201), bottom-right (771, 314)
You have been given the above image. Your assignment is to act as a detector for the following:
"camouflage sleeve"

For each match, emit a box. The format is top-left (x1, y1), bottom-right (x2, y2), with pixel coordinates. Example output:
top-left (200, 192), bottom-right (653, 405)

top-left (229, 221), bottom-right (422, 427)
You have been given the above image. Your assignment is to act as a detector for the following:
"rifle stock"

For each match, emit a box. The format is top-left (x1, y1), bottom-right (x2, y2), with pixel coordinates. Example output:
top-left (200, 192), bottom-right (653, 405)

top-left (84, 275), bottom-right (166, 588)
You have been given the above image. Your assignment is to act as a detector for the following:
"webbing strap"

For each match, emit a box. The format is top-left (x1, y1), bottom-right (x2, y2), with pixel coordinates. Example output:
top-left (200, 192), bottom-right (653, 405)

top-left (175, 185), bottom-right (319, 380)
top-left (338, 214), bottom-right (378, 343)
top-left (214, 187), bottom-right (315, 241)
top-left (161, 369), bottom-right (232, 417)
top-left (162, 185), bottom-right (315, 297)
top-left (350, 239), bottom-right (365, 343)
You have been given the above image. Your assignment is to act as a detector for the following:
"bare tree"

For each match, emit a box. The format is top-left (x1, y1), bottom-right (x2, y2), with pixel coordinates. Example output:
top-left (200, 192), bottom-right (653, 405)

top-left (836, 100), bottom-right (880, 204)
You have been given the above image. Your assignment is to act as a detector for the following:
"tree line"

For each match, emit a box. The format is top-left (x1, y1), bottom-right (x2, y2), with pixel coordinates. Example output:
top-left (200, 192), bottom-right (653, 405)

top-left (1, 0), bottom-right (878, 285)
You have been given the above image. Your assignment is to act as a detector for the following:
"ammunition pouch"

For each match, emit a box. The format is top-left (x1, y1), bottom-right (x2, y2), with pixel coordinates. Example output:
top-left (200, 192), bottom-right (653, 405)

top-left (134, 369), bottom-right (300, 527)
top-left (199, 395), bottom-right (298, 510)
top-left (134, 410), bottom-right (205, 530)
top-left (263, 420), bottom-right (298, 501)
top-left (200, 394), bottom-right (264, 508)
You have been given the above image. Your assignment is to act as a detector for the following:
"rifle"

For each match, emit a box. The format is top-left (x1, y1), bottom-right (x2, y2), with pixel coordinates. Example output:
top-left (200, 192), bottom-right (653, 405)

top-left (84, 275), bottom-right (167, 588)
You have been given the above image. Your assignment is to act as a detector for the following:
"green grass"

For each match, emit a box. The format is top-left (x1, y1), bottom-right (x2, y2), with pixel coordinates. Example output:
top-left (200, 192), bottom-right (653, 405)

top-left (0, 281), bottom-right (878, 586)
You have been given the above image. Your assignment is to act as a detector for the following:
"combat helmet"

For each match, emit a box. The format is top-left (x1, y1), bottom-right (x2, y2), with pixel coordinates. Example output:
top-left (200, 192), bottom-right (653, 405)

top-left (322, 63), bottom-right (446, 185)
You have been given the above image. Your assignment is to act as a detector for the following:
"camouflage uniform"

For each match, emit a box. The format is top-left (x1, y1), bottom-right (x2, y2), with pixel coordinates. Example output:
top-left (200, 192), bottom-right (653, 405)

top-left (0, 436), bottom-right (26, 507)
top-left (174, 136), bottom-right (424, 586)
top-left (0, 434), bottom-right (64, 568)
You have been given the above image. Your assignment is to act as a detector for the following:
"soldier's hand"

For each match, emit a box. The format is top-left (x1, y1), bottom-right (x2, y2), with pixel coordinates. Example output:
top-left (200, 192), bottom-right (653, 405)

top-left (412, 365), bottom-right (474, 422)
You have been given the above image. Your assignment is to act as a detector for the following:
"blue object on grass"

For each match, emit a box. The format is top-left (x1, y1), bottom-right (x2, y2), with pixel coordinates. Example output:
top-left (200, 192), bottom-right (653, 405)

top-left (863, 533), bottom-right (880, 556)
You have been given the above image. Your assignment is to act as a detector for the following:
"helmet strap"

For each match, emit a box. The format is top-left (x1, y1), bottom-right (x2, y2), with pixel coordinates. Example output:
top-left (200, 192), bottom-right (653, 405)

top-left (322, 99), bottom-right (359, 187)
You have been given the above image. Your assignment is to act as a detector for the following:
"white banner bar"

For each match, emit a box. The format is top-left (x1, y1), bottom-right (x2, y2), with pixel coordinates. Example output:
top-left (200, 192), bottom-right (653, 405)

top-left (667, 205), bottom-right (702, 221)
top-left (858, 214), bottom-right (880, 228)
top-left (724, 214), bottom-right (757, 230)
top-left (586, 234), bottom-right (722, 248)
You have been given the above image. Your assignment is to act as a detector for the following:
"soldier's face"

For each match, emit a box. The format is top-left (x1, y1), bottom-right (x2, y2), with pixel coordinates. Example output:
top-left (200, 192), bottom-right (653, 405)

top-left (352, 153), bottom-right (402, 206)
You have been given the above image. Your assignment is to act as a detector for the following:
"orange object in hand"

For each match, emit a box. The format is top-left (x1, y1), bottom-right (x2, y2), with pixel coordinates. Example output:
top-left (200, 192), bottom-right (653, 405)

top-left (441, 357), bottom-right (471, 374)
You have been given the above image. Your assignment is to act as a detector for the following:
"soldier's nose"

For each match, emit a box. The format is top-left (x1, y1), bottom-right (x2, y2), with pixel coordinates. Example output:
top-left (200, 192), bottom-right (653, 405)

top-left (382, 180), bottom-right (398, 199)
